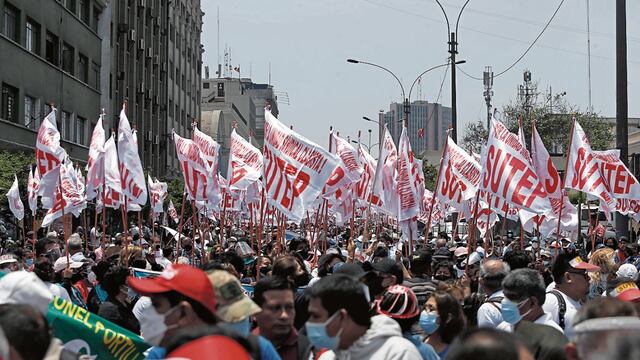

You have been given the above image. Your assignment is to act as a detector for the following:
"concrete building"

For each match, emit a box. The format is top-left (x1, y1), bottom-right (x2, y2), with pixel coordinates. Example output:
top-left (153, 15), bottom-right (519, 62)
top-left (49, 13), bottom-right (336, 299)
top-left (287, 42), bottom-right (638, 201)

top-left (380, 100), bottom-right (452, 157)
top-left (0, 0), bottom-right (106, 163)
top-left (200, 76), bottom-right (278, 176)
top-left (103, 0), bottom-right (203, 179)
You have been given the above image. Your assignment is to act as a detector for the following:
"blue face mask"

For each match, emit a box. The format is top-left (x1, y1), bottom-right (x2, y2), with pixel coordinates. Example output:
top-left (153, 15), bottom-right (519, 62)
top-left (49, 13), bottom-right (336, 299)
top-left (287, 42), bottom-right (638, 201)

top-left (221, 317), bottom-right (251, 337)
top-left (419, 310), bottom-right (439, 335)
top-left (501, 298), bottom-right (530, 325)
top-left (25, 259), bottom-right (33, 267)
top-left (305, 311), bottom-right (343, 350)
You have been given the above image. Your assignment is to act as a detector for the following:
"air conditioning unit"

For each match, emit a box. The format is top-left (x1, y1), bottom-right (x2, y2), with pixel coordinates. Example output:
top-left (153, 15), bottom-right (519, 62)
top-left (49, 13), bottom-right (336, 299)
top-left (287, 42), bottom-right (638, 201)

top-left (154, 95), bottom-right (160, 104)
top-left (128, 29), bottom-right (136, 42)
top-left (138, 0), bottom-right (146, 8)
top-left (153, 135), bottom-right (160, 145)
top-left (161, 63), bottom-right (167, 73)
top-left (154, 55), bottom-right (160, 65)
top-left (155, 17), bottom-right (161, 27)
top-left (146, 131), bottom-right (153, 141)
top-left (147, 48), bottom-right (153, 58)
top-left (138, 39), bottom-right (145, 51)
top-left (137, 82), bottom-right (145, 94)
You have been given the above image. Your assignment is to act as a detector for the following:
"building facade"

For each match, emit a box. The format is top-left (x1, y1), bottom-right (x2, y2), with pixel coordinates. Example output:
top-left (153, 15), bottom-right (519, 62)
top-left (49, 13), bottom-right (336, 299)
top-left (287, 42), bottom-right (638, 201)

top-left (381, 100), bottom-right (452, 156)
top-left (200, 77), bottom-right (278, 177)
top-left (0, 0), bottom-right (106, 163)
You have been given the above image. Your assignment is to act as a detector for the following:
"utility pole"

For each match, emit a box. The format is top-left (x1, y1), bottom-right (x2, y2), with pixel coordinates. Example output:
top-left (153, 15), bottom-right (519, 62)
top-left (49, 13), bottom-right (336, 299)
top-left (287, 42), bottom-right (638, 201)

top-left (616, 0), bottom-right (629, 238)
top-left (518, 70), bottom-right (536, 118)
top-left (449, 32), bottom-right (458, 141)
top-left (483, 66), bottom-right (494, 131)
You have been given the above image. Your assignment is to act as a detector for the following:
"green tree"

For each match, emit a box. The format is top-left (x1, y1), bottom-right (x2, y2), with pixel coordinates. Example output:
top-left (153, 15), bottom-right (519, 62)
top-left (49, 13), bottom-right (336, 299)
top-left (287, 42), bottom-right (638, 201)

top-left (0, 151), bottom-right (34, 206)
top-left (422, 159), bottom-right (438, 191)
top-left (461, 120), bottom-right (488, 154)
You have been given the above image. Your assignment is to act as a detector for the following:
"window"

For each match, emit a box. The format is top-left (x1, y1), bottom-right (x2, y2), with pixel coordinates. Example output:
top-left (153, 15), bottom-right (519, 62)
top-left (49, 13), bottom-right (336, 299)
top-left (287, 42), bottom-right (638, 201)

top-left (169, 61), bottom-right (174, 79)
top-left (202, 82), bottom-right (209, 89)
top-left (92, 62), bottom-right (100, 89)
top-left (45, 31), bottom-right (59, 65)
top-left (65, 0), bottom-right (76, 14)
top-left (25, 19), bottom-right (40, 54)
top-left (78, 53), bottom-right (88, 83)
top-left (92, 7), bottom-right (100, 32)
top-left (79, 0), bottom-right (89, 24)
top-left (76, 116), bottom-right (86, 144)
top-left (62, 43), bottom-right (74, 73)
top-left (1, 83), bottom-right (18, 123)
top-left (3, 3), bottom-right (19, 42)
top-left (61, 111), bottom-right (72, 141)
top-left (24, 95), bottom-right (36, 129)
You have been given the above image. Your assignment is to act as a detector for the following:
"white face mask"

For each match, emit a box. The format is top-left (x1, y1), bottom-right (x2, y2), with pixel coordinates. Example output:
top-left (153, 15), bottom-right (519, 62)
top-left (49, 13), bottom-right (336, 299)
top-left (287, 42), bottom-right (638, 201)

top-left (139, 304), bottom-right (180, 347)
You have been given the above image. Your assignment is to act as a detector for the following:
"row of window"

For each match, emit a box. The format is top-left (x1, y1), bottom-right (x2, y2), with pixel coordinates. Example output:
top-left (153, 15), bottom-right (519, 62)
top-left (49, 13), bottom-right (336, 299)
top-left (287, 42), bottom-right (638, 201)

top-left (1, 82), bottom-right (89, 146)
top-left (3, 2), bottom-right (101, 89)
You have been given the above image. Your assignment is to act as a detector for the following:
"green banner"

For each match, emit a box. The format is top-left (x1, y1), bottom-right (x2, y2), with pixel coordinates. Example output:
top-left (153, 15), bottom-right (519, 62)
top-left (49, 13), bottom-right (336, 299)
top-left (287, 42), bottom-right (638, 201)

top-left (47, 296), bottom-right (149, 360)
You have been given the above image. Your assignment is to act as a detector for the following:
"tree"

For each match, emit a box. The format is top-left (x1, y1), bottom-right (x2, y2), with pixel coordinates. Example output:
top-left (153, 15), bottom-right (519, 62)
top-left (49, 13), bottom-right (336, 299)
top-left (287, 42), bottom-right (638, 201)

top-left (422, 159), bottom-right (438, 191)
top-left (462, 90), bottom-right (613, 154)
top-left (0, 151), bottom-right (34, 208)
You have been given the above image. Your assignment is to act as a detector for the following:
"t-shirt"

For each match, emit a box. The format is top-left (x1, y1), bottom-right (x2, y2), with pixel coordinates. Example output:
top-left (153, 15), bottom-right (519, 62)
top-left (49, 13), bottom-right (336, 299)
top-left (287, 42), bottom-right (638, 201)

top-left (542, 289), bottom-right (581, 339)
top-left (477, 290), bottom-right (504, 328)
top-left (46, 282), bottom-right (71, 302)
top-left (403, 278), bottom-right (438, 307)
top-left (497, 312), bottom-right (564, 334)
top-left (513, 320), bottom-right (568, 360)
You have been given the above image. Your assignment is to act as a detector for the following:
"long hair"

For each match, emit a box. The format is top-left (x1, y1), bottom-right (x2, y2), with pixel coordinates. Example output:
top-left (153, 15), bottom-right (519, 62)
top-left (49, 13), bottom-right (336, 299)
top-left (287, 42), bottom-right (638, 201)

top-left (429, 290), bottom-right (466, 344)
top-left (589, 248), bottom-right (616, 283)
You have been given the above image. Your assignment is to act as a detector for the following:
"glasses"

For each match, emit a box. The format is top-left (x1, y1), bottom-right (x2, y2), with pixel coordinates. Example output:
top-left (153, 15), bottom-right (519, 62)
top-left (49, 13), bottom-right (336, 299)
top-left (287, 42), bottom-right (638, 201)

top-left (567, 270), bottom-right (589, 279)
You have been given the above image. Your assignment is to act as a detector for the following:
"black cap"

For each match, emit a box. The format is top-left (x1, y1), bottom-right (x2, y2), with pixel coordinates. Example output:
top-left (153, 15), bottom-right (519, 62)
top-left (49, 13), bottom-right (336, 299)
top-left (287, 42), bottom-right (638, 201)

top-left (372, 258), bottom-right (401, 274)
top-left (335, 263), bottom-right (367, 279)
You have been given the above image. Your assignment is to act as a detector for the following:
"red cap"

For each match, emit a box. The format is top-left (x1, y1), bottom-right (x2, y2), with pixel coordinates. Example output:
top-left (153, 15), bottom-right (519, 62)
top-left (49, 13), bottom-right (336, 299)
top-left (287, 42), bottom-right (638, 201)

top-left (128, 264), bottom-right (216, 315)
top-left (611, 281), bottom-right (640, 302)
top-left (569, 256), bottom-right (601, 272)
top-left (166, 335), bottom-right (250, 360)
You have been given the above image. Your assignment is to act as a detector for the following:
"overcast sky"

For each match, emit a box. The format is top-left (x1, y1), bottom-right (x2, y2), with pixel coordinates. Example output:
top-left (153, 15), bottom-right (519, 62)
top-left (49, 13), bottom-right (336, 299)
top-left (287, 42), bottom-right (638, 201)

top-left (200, 0), bottom-right (639, 150)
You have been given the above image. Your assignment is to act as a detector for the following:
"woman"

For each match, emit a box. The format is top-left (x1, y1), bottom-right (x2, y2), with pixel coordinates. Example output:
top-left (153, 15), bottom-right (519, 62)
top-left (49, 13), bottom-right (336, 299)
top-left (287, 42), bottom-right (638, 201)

top-left (98, 265), bottom-right (140, 334)
top-left (588, 247), bottom-right (619, 299)
top-left (420, 290), bottom-right (465, 359)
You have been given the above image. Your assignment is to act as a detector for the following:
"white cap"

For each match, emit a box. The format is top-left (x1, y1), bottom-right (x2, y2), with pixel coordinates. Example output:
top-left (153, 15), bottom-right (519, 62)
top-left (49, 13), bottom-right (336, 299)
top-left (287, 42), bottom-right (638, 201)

top-left (70, 252), bottom-right (86, 263)
top-left (0, 271), bottom-right (53, 314)
top-left (616, 263), bottom-right (638, 280)
top-left (53, 257), bottom-right (84, 273)
top-left (0, 255), bottom-right (17, 266)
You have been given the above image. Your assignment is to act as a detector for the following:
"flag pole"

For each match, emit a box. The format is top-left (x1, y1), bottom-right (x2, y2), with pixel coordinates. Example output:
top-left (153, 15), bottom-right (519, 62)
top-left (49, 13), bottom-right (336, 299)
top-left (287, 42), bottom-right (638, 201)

top-left (555, 116), bottom-right (577, 240)
top-left (424, 129), bottom-right (450, 245)
top-left (484, 194), bottom-right (492, 257)
top-left (466, 191), bottom-right (481, 276)
top-left (32, 210), bottom-right (37, 254)
top-left (120, 197), bottom-right (130, 267)
top-left (82, 209), bottom-right (89, 253)
top-left (175, 189), bottom-right (187, 263)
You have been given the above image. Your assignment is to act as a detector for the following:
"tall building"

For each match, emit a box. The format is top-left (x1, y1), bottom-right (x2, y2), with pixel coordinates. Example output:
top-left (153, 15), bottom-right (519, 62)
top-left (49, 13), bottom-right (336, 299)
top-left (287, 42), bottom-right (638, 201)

top-left (200, 76), bottom-right (278, 177)
top-left (381, 100), bottom-right (452, 156)
top-left (104, 0), bottom-right (203, 179)
top-left (0, 0), bottom-right (105, 163)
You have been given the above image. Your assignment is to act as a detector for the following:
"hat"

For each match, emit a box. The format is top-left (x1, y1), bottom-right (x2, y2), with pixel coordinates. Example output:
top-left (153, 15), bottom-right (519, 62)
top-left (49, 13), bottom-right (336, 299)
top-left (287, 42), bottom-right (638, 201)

top-left (70, 252), bottom-right (87, 263)
top-left (167, 335), bottom-right (250, 360)
top-left (128, 264), bottom-right (217, 315)
top-left (376, 285), bottom-right (420, 319)
top-left (46, 231), bottom-right (58, 240)
top-left (207, 270), bottom-right (261, 323)
top-left (549, 241), bottom-right (562, 249)
top-left (569, 256), bottom-right (601, 272)
top-left (334, 263), bottom-right (366, 279)
top-left (609, 281), bottom-right (640, 302)
top-left (433, 248), bottom-right (451, 260)
top-left (468, 252), bottom-right (482, 266)
top-left (454, 247), bottom-right (468, 257)
top-left (0, 255), bottom-right (17, 266)
top-left (372, 258), bottom-right (402, 274)
top-left (0, 271), bottom-right (53, 314)
top-left (53, 257), bottom-right (84, 273)
top-left (616, 264), bottom-right (638, 280)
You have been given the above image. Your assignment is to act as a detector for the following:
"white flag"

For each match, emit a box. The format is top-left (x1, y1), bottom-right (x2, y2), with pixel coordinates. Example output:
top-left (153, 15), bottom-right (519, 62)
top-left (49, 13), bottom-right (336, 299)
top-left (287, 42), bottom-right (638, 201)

top-left (192, 127), bottom-right (223, 205)
top-left (27, 167), bottom-right (39, 214)
top-left (117, 105), bottom-right (147, 205)
top-left (355, 144), bottom-right (379, 208)
top-left (104, 134), bottom-right (122, 196)
top-left (227, 129), bottom-right (263, 190)
top-left (6, 175), bottom-right (24, 221)
top-left (397, 127), bottom-right (420, 221)
top-left (148, 175), bottom-right (168, 214)
top-left (435, 136), bottom-right (481, 212)
top-left (85, 114), bottom-right (105, 201)
top-left (36, 108), bottom-right (67, 209)
top-left (371, 126), bottom-right (399, 216)
top-left (168, 199), bottom-right (179, 223)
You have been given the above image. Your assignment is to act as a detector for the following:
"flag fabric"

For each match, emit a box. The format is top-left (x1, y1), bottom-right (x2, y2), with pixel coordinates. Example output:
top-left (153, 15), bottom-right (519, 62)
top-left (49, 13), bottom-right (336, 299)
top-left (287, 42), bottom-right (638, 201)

top-left (480, 118), bottom-right (551, 214)
top-left (397, 127), bottom-right (420, 221)
top-left (41, 162), bottom-right (87, 227)
top-left (435, 136), bottom-right (482, 212)
top-left (85, 115), bottom-right (105, 201)
top-left (117, 106), bottom-right (147, 205)
top-left (418, 128), bottom-right (424, 138)
top-left (324, 132), bottom-right (364, 201)
top-left (192, 127), bottom-right (223, 205)
top-left (27, 167), bottom-right (39, 214)
top-left (355, 144), bottom-right (379, 207)
top-left (418, 189), bottom-right (445, 227)
top-left (371, 126), bottom-right (399, 216)
top-left (6, 175), bottom-right (24, 221)
top-left (168, 199), bottom-right (179, 224)
top-left (148, 175), bottom-right (168, 214)
top-left (263, 110), bottom-right (339, 222)
top-left (228, 129), bottom-right (263, 190)
top-left (174, 131), bottom-right (210, 201)
top-left (103, 134), bottom-right (122, 210)
top-left (36, 107), bottom-right (67, 209)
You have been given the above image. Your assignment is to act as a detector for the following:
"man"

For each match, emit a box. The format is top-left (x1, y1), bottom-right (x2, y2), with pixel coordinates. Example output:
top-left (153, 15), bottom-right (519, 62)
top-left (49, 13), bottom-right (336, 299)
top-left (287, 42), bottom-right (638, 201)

top-left (403, 251), bottom-right (437, 306)
top-left (253, 276), bottom-right (311, 360)
top-left (178, 237), bottom-right (201, 267)
top-left (306, 274), bottom-right (421, 360)
top-left (207, 270), bottom-right (281, 360)
top-left (497, 269), bottom-right (568, 360)
top-left (157, 247), bottom-right (174, 269)
top-left (477, 259), bottom-right (510, 328)
top-left (543, 254), bottom-right (600, 339)
top-left (67, 234), bottom-right (83, 258)
top-left (0, 304), bottom-right (51, 360)
top-left (368, 258), bottom-right (404, 299)
top-left (447, 327), bottom-right (534, 360)
top-left (128, 264), bottom-right (218, 359)
top-left (94, 236), bottom-right (111, 262)
top-left (0, 255), bottom-right (18, 273)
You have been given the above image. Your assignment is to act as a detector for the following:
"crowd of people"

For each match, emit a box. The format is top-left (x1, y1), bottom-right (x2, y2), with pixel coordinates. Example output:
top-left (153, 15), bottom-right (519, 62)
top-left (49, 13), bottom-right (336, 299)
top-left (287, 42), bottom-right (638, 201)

top-left (0, 218), bottom-right (639, 360)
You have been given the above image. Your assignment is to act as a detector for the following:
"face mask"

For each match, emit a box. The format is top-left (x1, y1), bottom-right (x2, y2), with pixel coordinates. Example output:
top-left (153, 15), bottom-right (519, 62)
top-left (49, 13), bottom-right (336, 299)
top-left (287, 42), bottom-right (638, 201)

top-left (139, 304), bottom-right (180, 347)
top-left (501, 298), bottom-right (531, 325)
top-left (305, 311), bottom-right (343, 350)
top-left (419, 310), bottom-right (439, 335)
top-left (155, 250), bottom-right (162, 258)
top-left (434, 274), bottom-right (450, 281)
top-left (367, 275), bottom-right (385, 298)
top-left (259, 265), bottom-right (272, 276)
top-left (297, 249), bottom-right (310, 260)
top-left (293, 272), bottom-right (310, 287)
top-left (25, 259), bottom-right (33, 267)
top-left (221, 317), bottom-right (251, 337)
top-left (87, 271), bottom-right (97, 284)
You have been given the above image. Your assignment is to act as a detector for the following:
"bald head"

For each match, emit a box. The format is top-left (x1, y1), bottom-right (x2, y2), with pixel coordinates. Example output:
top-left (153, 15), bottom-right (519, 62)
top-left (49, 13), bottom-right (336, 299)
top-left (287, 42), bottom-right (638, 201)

top-left (436, 238), bottom-right (448, 249)
top-left (480, 260), bottom-right (510, 293)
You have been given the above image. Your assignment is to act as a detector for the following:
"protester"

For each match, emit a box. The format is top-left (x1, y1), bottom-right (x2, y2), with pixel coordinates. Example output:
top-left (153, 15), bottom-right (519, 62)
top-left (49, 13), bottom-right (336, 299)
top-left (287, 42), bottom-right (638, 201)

top-left (368, 258), bottom-right (405, 299)
top-left (253, 275), bottom-right (310, 360)
top-left (587, 248), bottom-right (618, 299)
top-left (98, 265), bottom-right (140, 333)
top-left (403, 251), bottom-right (437, 306)
top-left (33, 257), bottom-right (71, 302)
top-left (0, 304), bottom-right (51, 360)
top-left (421, 290), bottom-right (465, 359)
top-left (376, 285), bottom-right (439, 360)
top-left (476, 259), bottom-right (510, 328)
top-left (446, 327), bottom-right (534, 360)
top-left (272, 255), bottom-right (311, 329)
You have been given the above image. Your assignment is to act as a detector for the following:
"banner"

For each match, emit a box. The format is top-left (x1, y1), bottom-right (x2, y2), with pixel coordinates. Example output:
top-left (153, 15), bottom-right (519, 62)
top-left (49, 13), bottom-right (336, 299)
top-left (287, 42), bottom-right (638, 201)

top-left (28, 167), bottom-right (39, 214)
top-left (480, 118), bottom-right (551, 214)
top-left (36, 108), bottom-right (67, 209)
top-left (397, 127), bottom-right (420, 221)
top-left (174, 132), bottom-right (210, 201)
top-left (228, 129), bottom-right (263, 190)
top-left (192, 127), bottom-right (222, 205)
top-left (263, 110), bottom-right (339, 222)
top-left (117, 106), bottom-right (147, 205)
top-left (324, 132), bottom-right (363, 200)
top-left (47, 296), bottom-right (149, 359)
top-left (355, 144), bottom-right (379, 207)
top-left (371, 126), bottom-right (399, 216)
top-left (6, 175), bottom-right (24, 221)
top-left (168, 199), bottom-right (179, 224)
top-left (436, 136), bottom-right (481, 212)
top-left (86, 114), bottom-right (105, 201)
top-left (418, 189), bottom-right (445, 227)
top-left (148, 175), bottom-right (168, 214)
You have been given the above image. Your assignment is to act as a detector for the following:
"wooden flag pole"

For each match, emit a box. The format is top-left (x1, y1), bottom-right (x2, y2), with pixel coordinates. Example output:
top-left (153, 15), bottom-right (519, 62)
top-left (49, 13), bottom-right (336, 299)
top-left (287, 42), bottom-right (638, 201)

top-left (466, 191), bottom-right (481, 276)
top-left (120, 196), bottom-right (130, 267)
top-left (32, 211), bottom-right (37, 254)
top-left (424, 129), bottom-right (450, 244)
top-left (484, 194), bottom-right (492, 258)
top-left (220, 192), bottom-right (228, 246)
top-left (555, 117), bottom-right (577, 240)
top-left (174, 190), bottom-right (187, 263)
top-left (190, 201), bottom-right (199, 265)
top-left (82, 209), bottom-right (89, 253)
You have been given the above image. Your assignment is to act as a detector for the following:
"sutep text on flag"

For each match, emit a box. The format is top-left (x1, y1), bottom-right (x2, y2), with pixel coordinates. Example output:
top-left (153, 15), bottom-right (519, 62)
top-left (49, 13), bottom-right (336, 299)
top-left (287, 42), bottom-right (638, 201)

top-left (36, 107), bottom-right (67, 209)
top-left (174, 131), bottom-right (211, 201)
top-left (228, 128), bottom-right (263, 190)
top-left (117, 105), bottom-right (147, 205)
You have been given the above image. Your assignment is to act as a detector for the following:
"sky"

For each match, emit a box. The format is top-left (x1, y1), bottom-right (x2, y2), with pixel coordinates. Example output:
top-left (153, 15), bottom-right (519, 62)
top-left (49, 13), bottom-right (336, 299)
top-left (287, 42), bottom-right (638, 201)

top-left (200, 0), bottom-right (640, 151)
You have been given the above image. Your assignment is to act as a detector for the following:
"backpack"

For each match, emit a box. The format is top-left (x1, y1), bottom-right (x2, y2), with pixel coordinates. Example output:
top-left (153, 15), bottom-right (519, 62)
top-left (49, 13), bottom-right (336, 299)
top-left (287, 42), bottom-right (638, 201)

top-left (546, 290), bottom-right (566, 330)
top-left (484, 296), bottom-right (504, 311)
top-left (246, 334), bottom-right (263, 360)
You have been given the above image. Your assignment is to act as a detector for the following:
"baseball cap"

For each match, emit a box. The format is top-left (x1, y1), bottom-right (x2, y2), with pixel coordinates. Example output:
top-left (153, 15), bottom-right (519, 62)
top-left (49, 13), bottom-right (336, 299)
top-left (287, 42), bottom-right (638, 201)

top-left (0, 271), bottom-right (53, 314)
top-left (53, 257), bottom-right (84, 273)
top-left (207, 270), bottom-right (261, 323)
top-left (609, 281), bottom-right (640, 302)
top-left (454, 247), bottom-right (468, 257)
top-left (372, 258), bottom-right (402, 275)
top-left (166, 335), bottom-right (250, 360)
top-left (334, 263), bottom-right (367, 279)
top-left (0, 255), bottom-right (17, 266)
top-left (569, 256), bottom-right (601, 272)
top-left (616, 264), bottom-right (638, 280)
top-left (128, 264), bottom-right (217, 315)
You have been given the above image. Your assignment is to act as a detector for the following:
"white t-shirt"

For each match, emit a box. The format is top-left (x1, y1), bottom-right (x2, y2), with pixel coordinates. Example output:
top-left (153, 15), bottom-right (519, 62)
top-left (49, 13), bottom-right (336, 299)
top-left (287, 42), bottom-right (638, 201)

top-left (477, 290), bottom-right (504, 328)
top-left (542, 289), bottom-right (581, 339)
top-left (46, 282), bottom-right (71, 302)
top-left (496, 312), bottom-right (564, 333)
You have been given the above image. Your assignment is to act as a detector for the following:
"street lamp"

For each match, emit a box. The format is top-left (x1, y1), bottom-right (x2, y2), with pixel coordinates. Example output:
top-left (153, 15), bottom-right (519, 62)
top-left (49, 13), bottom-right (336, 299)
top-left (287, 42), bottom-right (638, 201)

top-left (351, 139), bottom-right (379, 154)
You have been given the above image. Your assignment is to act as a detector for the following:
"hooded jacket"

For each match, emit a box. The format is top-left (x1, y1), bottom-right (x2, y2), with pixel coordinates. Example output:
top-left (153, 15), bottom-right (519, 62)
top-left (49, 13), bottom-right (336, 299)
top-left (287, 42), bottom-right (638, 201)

top-left (319, 315), bottom-right (422, 360)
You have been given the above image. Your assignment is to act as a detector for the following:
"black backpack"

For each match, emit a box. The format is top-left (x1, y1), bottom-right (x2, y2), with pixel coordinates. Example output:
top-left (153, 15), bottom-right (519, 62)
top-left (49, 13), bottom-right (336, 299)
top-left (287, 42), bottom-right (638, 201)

top-left (546, 290), bottom-right (566, 329)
